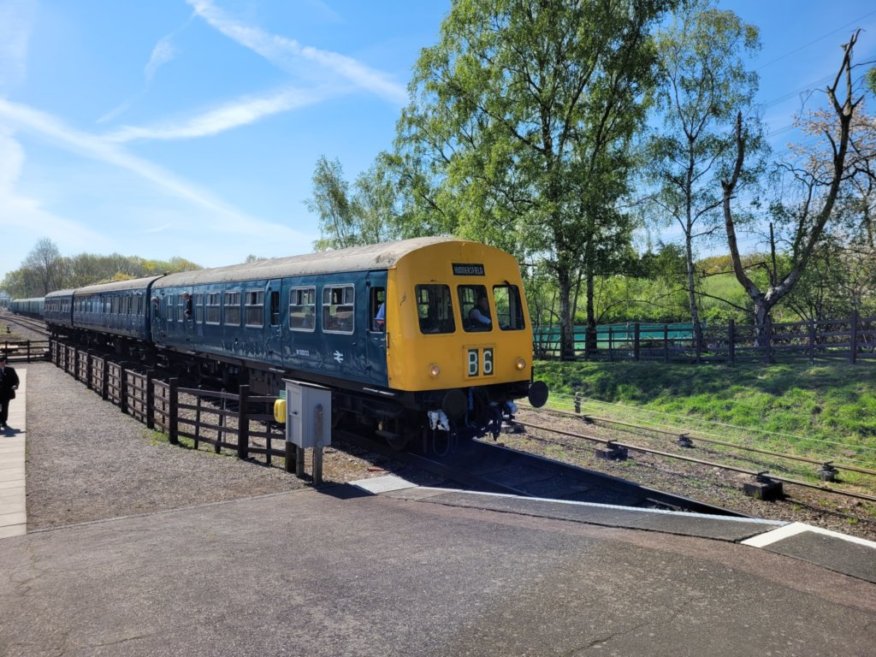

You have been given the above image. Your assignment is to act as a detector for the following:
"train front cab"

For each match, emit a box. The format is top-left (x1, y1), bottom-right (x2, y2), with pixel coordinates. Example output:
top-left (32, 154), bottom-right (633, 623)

top-left (385, 240), bottom-right (547, 438)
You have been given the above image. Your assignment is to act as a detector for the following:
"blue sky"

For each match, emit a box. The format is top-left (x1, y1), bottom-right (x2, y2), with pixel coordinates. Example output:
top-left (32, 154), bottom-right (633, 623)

top-left (1, 0), bottom-right (875, 280)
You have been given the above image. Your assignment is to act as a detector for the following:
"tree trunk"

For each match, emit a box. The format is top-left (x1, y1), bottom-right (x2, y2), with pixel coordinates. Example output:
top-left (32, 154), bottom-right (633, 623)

top-left (684, 232), bottom-right (703, 352)
top-left (558, 266), bottom-right (576, 361)
top-left (585, 262), bottom-right (597, 357)
top-left (753, 299), bottom-right (773, 363)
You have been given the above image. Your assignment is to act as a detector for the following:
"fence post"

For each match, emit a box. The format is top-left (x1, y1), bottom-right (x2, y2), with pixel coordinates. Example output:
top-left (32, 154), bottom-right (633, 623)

top-left (238, 385), bottom-right (250, 460)
top-left (168, 378), bottom-right (179, 445)
top-left (608, 325), bottom-right (614, 361)
top-left (633, 322), bottom-right (640, 361)
top-left (85, 352), bottom-right (93, 391)
top-left (120, 365), bottom-right (129, 414)
top-left (663, 324), bottom-right (669, 363)
top-left (146, 370), bottom-right (155, 429)
top-left (808, 320), bottom-right (816, 364)
top-left (728, 320), bottom-right (735, 366)
top-left (74, 349), bottom-right (81, 382)
top-left (101, 357), bottom-right (109, 400)
top-left (850, 310), bottom-right (859, 365)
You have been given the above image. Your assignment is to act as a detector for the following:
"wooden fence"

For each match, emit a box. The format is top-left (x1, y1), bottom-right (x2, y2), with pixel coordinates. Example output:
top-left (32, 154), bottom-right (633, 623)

top-left (2, 339), bottom-right (49, 362)
top-left (533, 312), bottom-right (876, 364)
top-left (50, 340), bottom-right (294, 470)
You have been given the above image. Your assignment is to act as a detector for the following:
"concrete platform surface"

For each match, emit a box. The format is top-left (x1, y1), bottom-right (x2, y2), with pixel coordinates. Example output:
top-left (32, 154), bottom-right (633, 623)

top-left (1, 483), bottom-right (874, 657)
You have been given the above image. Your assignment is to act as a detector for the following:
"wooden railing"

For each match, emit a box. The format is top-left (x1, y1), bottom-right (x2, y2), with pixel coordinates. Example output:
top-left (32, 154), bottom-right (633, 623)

top-left (51, 339), bottom-right (294, 470)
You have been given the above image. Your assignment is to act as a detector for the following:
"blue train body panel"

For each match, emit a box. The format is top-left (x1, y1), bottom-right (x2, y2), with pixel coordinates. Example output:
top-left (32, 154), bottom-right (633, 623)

top-left (152, 270), bottom-right (389, 388)
top-left (10, 297), bottom-right (45, 318)
top-left (45, 289), bottom-right (75, 328)
top-left (71, 277), bottom-right (161, 342)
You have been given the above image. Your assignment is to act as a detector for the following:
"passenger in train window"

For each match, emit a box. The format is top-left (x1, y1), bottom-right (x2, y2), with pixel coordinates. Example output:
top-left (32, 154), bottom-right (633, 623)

top-left (374, 302), bottom-right (385, 331)
top-left (468, 295), bottom-right (492, 327)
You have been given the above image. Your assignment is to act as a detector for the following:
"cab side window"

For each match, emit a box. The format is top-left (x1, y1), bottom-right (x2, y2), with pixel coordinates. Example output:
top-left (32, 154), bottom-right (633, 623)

top-left (416, 284), bottom-right (455, 334)
top-left (371, 287), bottom-right (386, 332)
top-left (493, 284), bottom-right (525, 330)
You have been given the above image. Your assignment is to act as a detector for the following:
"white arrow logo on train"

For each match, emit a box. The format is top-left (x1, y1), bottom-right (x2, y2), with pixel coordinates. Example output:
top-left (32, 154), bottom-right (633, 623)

top-left (333, 350), bottom-right (344, 364)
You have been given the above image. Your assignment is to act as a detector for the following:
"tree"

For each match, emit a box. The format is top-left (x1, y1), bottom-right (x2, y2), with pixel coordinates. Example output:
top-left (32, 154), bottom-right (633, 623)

top-left (395, 0), bottom-right (672, 359)
top-left (646, 0), bottom-right (761, 350)
top-left (308, 155), bottom-right (399, 250)
top-left (22, 238), bottom-right (66, 295)
top-left (721, 31), bottom-right (863, 351)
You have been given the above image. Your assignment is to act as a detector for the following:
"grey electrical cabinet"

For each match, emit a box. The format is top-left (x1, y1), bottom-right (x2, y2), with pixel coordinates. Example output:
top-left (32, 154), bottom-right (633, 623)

top-left (284, 379), bottom-right (332, 448)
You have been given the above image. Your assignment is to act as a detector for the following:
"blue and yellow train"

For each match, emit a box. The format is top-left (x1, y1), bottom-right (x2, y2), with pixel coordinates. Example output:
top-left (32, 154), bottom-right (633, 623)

top-left (28, 237), bottom-right (548, 445)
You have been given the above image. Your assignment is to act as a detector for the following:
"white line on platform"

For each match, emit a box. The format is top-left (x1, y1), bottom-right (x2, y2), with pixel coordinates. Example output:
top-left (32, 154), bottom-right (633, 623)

top-left (742, 521), bottom-right (876, 549)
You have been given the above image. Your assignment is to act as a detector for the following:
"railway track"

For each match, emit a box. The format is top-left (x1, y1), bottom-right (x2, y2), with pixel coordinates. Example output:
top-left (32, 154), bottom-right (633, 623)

top-left (338, 429), bottom-right (747, 517)
top-left (0, 312), bottom-right (50, 339)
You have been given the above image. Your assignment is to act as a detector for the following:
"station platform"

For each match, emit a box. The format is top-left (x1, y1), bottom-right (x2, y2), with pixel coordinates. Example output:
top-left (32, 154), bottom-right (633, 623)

top-left (0, 367), bottom-right (26, 538)
top-left (357, 475), bottom-right (876, 585)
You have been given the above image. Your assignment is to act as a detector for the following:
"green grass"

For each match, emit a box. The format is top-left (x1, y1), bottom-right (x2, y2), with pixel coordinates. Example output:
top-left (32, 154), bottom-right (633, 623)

top-left (534, 361), bottom-right (876, 470)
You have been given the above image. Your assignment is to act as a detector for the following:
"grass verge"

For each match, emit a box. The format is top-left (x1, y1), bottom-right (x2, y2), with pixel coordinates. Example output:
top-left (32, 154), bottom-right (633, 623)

top-left (533, 360), bottom-right (876, 470)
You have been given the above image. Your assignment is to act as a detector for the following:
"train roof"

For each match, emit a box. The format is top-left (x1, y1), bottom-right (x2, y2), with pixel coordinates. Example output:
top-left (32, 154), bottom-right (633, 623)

top-left (69, 276), bottom-right (164, 296)
top-left (153, 236), bottom-right (470, 287)
top-left (45, 289), bottom-right (77, 299)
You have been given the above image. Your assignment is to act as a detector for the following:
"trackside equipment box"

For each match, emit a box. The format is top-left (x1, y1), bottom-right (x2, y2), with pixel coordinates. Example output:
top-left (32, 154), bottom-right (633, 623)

top-left (284, 379), bottom-right (332, 449)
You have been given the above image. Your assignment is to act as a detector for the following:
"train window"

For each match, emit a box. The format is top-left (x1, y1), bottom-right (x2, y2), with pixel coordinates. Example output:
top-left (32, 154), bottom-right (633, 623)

top-left (322, 285), bottom-right (354, 334)
top-left (458, 284), bottom-right (492, 332)
top-left (415, 285), bottom-right (455, 334)
top-left (493, 285), bottom-right (525, 331)
top-left (245, 291), bottom-right (264, 327)
top-left (224, 292), bottom-right (241, 325)
top-left (193, 293), bottom-right (204, 323)
top-left (370, 287), bottom-right (385, 332)
top-left (206, 294), bottom-right (221, 324)
top-left (289, 287), bottom-right (316, 332)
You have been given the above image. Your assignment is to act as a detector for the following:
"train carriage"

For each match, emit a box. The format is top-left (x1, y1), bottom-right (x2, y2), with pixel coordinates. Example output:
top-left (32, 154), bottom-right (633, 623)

top-left (9, 297), bottom-right (45, 318)
top-left (70, 277), bottom-right (161, 345)
top-left (44, 289), bottom-right (76, 329)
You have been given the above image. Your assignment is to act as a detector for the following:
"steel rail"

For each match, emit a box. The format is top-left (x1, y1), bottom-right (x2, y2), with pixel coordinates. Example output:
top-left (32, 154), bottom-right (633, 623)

top-left (526, 403), bottom-right (876, 478)
top-left (518, 419), bottom-right (876, 504)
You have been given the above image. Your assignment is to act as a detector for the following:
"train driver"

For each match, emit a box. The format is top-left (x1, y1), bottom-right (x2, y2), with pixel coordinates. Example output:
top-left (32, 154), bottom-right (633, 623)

top-left (469, 295), bottom-right (491, 327)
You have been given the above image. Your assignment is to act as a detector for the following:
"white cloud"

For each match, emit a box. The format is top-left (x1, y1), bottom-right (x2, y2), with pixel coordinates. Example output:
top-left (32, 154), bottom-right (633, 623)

top-left (0, 129), bottom-right (111, 275)
top-left (187, 0), bottom-right (407, 105)
top-left (0, 98), bottom-right (309, 241)
top-left (0, 0), bottom-right (36, 90)
top-left (105, 85), bottom-right (337, 143)
top-left (145, 35), bottom-right (177, 82)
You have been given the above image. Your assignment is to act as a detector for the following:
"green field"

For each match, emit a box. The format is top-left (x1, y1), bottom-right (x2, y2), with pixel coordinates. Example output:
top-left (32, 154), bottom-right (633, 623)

top-left (533, 361), bottom-right (876, 470)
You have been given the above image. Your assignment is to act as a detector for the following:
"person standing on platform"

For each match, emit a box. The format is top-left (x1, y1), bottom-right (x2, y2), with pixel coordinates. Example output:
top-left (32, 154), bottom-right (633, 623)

top-left (0, 353), bottom-right (19, 430)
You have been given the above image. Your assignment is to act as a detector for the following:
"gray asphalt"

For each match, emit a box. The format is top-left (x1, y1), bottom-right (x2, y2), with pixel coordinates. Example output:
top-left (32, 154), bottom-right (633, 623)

top-left (2, 484), bottom-right (875, 657)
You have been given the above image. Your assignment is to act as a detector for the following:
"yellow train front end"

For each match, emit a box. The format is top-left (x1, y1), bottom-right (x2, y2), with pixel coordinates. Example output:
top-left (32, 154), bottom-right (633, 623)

top-left (383, 240), bottom-right (548, 439)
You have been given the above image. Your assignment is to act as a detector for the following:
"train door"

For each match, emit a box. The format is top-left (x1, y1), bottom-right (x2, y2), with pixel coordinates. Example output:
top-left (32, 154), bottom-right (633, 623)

top-left (266, 279), bottom-right (282, 361)
top-left (365, 271), bottom-right (388, 385)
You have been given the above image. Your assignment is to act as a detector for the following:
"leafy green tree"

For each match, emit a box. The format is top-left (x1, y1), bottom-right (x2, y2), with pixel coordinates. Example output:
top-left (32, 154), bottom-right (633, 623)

top-left (646, 0), bottom-right (761, 349)
top-left (308, 155), bottom-right (399, 250)
top-left (395, 0), bottom-right (672, 359)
